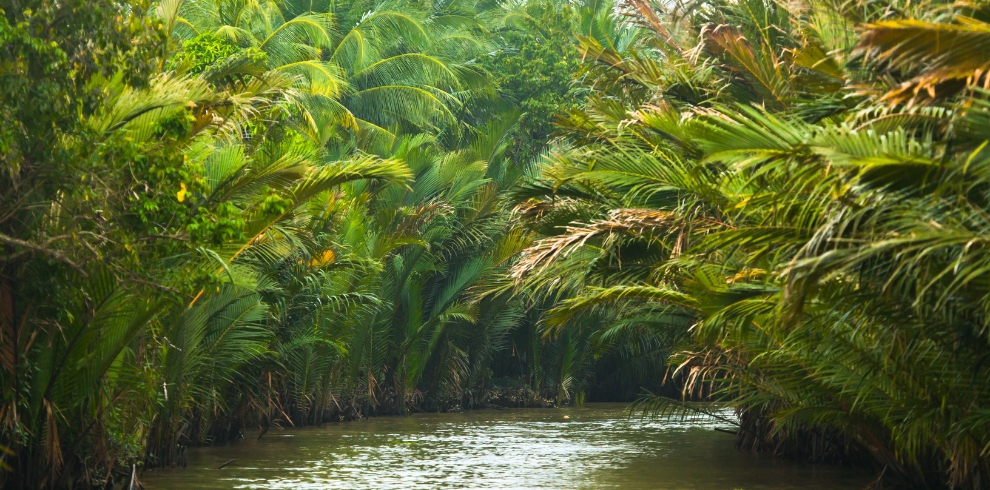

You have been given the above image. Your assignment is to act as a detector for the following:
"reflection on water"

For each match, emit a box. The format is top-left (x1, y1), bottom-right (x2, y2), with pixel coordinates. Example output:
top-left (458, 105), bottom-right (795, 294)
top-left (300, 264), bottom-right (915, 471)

top-left (143, 403), bottom-right (873, 489)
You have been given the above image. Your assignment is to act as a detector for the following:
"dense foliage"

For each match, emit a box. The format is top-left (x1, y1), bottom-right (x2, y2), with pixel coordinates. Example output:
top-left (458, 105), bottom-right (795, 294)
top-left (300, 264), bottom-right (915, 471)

top-left (0, 0), bottom-right (594, 487)
top-left (511, 0), bottom-right (990, 488)
top-left (2, 0), bottom-right (990, 488)
top-left (479, 0), bottom-right (584, 165)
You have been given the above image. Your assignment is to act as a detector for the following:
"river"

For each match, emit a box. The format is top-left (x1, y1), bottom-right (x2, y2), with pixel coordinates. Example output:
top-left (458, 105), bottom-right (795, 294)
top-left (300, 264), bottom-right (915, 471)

top-left (142, 403), bottom-right (873, 489)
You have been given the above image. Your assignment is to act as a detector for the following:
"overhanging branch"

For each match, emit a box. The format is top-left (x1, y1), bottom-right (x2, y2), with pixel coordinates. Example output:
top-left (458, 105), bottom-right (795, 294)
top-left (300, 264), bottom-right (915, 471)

top-left (0, 233), bottom-right (89, 277)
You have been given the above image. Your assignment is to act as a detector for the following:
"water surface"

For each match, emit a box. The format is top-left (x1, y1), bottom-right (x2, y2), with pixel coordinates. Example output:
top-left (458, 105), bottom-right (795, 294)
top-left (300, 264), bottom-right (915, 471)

top-left (144, 403), bottom-right (872, 489)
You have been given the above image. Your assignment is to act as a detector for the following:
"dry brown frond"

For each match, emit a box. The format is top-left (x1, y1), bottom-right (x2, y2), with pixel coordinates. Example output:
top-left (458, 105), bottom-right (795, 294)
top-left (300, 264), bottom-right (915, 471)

top-left (43, 400), bottom-right (63, 475)
top-left (620, 0), bottom-right (685, 56)
top-left (510, 208), bottom-right (717, 280)
top-left (858, 17), bottom-right (990, 106)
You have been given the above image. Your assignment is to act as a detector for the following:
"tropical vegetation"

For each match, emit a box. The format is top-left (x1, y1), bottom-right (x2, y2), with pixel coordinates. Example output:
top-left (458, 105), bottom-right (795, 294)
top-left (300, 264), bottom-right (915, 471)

top-left (2, 0), bottom-right (990, 488)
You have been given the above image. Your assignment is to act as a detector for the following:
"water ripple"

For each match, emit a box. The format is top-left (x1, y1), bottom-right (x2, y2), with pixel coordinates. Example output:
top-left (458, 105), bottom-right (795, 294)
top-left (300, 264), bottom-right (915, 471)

top-left (144, 404), bottom-right (872, 490)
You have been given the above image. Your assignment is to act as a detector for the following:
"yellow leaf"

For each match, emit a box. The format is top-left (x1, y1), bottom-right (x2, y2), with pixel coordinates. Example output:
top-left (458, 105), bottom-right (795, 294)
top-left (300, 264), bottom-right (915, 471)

top-left (310, 249), bottom-right (336, 267)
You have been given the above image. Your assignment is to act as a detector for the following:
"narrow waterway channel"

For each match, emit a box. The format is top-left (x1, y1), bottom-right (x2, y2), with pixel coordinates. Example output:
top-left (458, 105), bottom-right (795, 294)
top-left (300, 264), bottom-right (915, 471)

top-left (143, 403), bottom-right (873, 489)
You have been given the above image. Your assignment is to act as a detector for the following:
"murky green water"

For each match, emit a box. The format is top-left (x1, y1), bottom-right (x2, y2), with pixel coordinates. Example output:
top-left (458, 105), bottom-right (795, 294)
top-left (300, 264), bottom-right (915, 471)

top-left (143, 403), bottom-right (873, 489)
